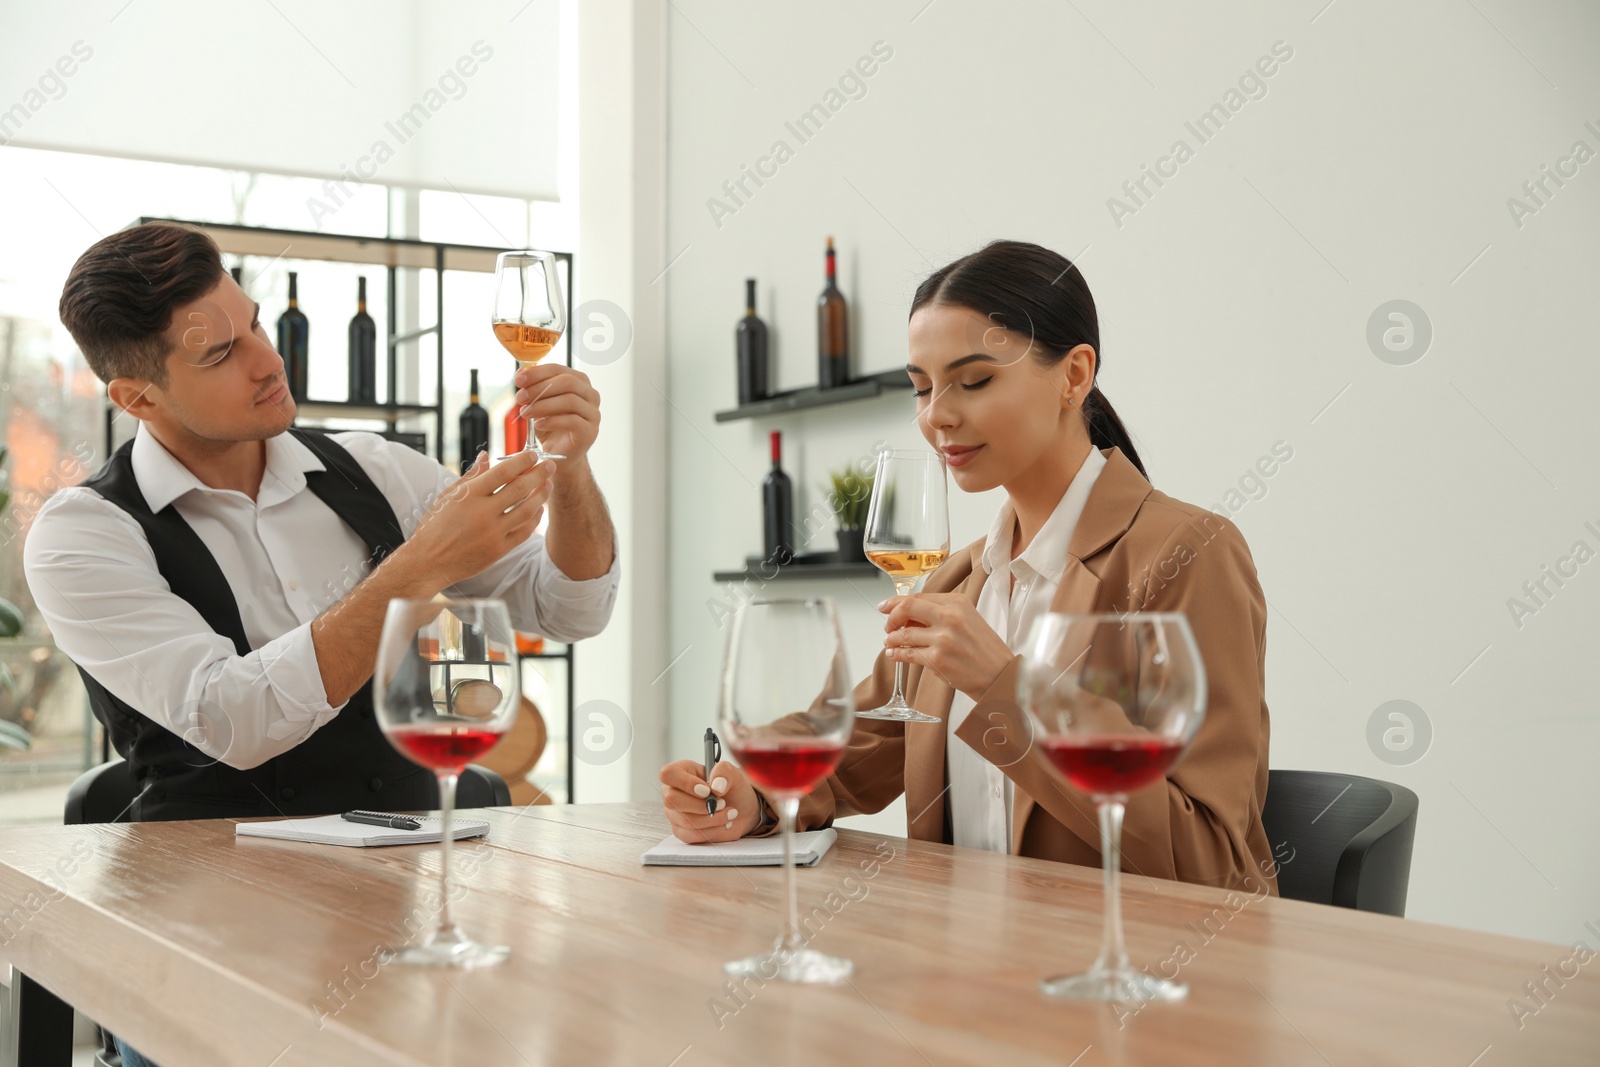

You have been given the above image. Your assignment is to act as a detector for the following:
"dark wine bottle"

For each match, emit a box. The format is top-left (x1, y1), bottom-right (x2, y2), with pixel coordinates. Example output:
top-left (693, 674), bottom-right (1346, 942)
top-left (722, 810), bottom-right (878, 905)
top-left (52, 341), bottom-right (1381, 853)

top-left (762, 430), bottom-right (794, 565)
top-left (736, 278), bottom-right (769, 404)
top-left (818, 236), bottom-right (849, 388)
top-left (230, 266), bottom-right (242, 285)
top-left (459, 368), bottom-right (490, 473)
top-left (277, 271), bottom-right (309, 401)
top-left (347, 277), bottom-right (377, 404)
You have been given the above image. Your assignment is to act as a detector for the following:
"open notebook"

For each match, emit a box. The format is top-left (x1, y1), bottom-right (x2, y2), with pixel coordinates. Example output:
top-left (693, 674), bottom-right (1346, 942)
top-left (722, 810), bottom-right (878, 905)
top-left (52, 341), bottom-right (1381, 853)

top-left (641, 828), bottom-right (837, 867)
top-left (236, 814), bottom-right (490, 848)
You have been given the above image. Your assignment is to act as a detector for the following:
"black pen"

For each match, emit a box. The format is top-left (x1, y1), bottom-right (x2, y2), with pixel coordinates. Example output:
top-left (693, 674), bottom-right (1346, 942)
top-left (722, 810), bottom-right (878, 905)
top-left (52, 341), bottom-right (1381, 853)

top-left (343, 811), bottom-right (422, 831)
top-left (703, 727), bottom-right (721, 816)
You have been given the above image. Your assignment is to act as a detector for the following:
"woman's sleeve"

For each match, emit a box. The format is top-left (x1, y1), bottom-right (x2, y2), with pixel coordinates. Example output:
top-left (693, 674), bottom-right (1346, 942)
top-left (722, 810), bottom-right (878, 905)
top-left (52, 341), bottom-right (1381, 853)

top-left (955, 512), bottom-right (1273, 889)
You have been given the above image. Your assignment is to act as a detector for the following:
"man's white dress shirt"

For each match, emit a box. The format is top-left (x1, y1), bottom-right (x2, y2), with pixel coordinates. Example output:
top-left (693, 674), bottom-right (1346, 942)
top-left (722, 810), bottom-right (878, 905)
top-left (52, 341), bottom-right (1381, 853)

top-left (24, 425), bottom-right (618, 769)
top-left (947, 446), bottom-right (1106, 853)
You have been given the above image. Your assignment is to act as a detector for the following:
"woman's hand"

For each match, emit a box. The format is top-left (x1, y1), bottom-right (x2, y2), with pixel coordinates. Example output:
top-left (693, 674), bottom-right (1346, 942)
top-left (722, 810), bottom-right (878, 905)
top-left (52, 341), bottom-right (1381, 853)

top-left (658, 759), bottom-right (762, 843)
top-left (880, 593), bottom-right (1015, 700)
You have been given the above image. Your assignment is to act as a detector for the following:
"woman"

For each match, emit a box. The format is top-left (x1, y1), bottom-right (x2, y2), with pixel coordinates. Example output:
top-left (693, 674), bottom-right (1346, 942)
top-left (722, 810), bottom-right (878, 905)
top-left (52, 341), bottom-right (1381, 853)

top-left (660, 240), bottom-right (1276, 893)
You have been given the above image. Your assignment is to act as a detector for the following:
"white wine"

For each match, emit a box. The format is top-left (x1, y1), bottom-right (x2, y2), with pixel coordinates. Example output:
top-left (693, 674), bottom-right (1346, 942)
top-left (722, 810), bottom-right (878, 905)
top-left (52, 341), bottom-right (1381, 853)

top-left (865, 548), bottom-right (948, 578)
top-left (493, 322), bottom-right (562, 365)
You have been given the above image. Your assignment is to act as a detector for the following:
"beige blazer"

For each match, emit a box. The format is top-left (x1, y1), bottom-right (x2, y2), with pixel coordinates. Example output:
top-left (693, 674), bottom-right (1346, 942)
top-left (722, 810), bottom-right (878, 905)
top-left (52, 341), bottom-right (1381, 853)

top-left (786, 446), bottom-right (1277, 894)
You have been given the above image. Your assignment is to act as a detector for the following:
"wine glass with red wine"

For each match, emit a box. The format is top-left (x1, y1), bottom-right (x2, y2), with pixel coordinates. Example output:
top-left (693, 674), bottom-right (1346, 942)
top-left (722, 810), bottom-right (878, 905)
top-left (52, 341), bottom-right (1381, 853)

top-left (374, 596), bottom-right (521, 968)
top-left (721, 597), bottom-right (856, 984)
top-left (1018, 613), bottom-right (1206, 1003)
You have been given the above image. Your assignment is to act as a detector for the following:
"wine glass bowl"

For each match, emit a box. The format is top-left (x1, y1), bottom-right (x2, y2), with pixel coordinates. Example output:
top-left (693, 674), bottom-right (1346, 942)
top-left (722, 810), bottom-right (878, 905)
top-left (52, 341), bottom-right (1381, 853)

top-left (374, 597), bottom-right (521, 968)
top-left (859, 449), bottom-right (950, 723)
top-left (720, 597), bottom-right (855, 984)
top-left (492, 250), bottom-right (566, 462)
top-left (1018, 612), bottom-right (1206, 1002)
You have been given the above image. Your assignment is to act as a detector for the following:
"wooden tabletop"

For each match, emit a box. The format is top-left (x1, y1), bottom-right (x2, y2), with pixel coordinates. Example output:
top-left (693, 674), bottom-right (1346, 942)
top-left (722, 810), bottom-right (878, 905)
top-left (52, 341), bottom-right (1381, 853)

top-left (0, 803), bottom-right (1594, 1066)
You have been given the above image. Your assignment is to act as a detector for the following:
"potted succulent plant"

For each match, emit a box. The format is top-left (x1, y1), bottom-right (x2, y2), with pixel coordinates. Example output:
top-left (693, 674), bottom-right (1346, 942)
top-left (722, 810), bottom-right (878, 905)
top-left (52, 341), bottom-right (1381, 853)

top-left (823, 465), bottom-right (873, 562)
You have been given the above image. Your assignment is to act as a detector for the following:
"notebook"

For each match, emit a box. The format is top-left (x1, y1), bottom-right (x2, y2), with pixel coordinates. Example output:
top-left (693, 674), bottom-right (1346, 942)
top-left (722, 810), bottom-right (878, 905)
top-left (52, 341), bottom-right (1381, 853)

top-left (641, 829), bottom-right (838, 867)
top-left (235, 813), bottom-right (490, 848)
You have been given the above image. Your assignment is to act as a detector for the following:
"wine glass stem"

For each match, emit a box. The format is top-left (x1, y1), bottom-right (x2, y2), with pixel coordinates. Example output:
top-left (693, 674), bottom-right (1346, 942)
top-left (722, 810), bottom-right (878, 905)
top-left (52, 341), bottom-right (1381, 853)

top-left (1094, 797), bottom-right (1131, 975)
top-left (436, 771), bottom-right (458, 939)
top-left (887, 578), bottom-right (915, 704)
top-left (778, 794), bottom-right (803, 958)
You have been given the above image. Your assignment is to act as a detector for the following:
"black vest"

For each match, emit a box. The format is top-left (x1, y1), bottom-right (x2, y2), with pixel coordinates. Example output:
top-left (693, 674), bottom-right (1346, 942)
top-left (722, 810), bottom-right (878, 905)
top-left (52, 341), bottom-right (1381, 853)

top-left (75, 428), bottom-right (436, 821)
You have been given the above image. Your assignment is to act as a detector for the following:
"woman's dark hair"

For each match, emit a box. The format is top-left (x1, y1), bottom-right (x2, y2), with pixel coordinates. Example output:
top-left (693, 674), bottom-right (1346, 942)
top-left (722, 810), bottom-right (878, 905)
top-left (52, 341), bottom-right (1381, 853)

top-left (910, 239), bottom-right (1147, 480)
top-left (59, 222), bottom-right (225, 387)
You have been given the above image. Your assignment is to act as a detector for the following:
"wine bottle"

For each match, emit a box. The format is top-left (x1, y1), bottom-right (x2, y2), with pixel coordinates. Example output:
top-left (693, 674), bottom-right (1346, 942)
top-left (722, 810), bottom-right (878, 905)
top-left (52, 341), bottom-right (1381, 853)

top-left (277, 271), bottom-right (309, 401)
top-left (817, 236), bottom-right (849, 388)
top-left (762, 430), bottom-right (794, 565)
top-left (459, 368), bottom-right (490, 473)
top-left (230, 266), bottom-right (242, 285)
top-left (736, 278), bottom-right (769, 404)
top-left (504, 399), bottom-right (527, 454)
top-left (347, 277), bottom-right (377, 404)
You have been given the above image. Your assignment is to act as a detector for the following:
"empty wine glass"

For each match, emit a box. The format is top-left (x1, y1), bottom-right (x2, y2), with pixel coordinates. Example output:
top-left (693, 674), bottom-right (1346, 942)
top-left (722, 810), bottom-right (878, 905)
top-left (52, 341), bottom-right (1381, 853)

top-left (1018, 613), bottom-right (1206, 1002)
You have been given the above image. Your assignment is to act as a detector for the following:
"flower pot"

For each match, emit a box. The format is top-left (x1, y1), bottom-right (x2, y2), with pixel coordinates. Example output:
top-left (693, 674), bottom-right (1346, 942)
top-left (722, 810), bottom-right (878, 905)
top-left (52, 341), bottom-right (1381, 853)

top-left (836, 527), bottom-right (866, 562)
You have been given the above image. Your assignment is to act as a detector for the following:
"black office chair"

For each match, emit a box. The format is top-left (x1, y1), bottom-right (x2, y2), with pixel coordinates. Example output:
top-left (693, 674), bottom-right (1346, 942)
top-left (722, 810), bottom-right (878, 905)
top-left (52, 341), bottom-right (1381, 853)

top-left (64, 760), bottom-right (512, 825)
top-left (1260, 769), bottom-right (1419, 917)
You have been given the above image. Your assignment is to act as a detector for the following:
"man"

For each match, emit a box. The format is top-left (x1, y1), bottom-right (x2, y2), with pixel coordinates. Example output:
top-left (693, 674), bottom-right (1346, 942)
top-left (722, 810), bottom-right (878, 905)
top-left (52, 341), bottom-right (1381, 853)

top-left (26, 222), bottom-right (619, 823)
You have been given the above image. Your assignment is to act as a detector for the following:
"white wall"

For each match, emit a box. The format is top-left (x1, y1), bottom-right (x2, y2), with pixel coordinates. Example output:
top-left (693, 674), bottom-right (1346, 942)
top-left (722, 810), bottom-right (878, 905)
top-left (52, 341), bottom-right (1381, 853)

top-left (661, 0), bottom-right (1600, 945)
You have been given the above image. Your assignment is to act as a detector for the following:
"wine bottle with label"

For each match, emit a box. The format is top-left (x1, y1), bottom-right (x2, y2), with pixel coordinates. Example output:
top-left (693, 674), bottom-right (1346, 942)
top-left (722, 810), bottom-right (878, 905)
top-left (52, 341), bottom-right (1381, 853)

top-left (277, 271), bottom-right (309, 401)
top-left (762, 430), bottom-right (795, 565)
top-left (736, 278), bottom-right (769, 404)
top-left (347, 276), bottom-right (377, 404)
top-left (459, 368), bottom-right (490, 474)
top-left (817, 236), bottom-right (849, 388)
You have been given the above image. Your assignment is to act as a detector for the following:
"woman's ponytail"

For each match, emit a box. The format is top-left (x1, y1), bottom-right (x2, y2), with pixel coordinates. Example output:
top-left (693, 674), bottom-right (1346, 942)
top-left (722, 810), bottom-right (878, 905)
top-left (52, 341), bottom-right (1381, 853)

top-left (1082, 385), bottom-right (1146, 480)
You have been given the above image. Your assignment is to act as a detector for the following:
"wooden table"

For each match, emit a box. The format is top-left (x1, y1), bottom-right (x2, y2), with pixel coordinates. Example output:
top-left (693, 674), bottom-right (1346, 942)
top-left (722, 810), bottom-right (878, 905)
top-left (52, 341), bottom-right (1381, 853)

top-left (0, 803), bottom-right (1594, 1065)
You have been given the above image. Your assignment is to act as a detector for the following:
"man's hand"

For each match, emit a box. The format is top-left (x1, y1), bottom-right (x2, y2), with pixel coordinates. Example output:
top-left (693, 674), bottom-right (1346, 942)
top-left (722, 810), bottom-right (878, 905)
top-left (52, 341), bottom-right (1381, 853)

top-left (400, 450), bottom-right (554, 590)
top-left (658, 759), bottom-right (762, 842)
top-left (881, 593), bottom-right (1014, 700)
top-left (516, 365), bottom-right (601, 466)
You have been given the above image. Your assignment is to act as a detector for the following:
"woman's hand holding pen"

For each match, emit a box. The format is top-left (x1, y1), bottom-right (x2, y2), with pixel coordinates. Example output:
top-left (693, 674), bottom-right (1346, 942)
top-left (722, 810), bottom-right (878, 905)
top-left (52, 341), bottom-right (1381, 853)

top-left (880, 593), bottom-right (1014, 701)
top-left (658, 760), bottom-right (761, 843)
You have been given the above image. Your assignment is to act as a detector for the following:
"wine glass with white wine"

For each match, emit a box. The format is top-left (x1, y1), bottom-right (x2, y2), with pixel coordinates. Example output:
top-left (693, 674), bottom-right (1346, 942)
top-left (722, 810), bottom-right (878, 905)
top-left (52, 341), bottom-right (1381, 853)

top-left (492, 250), bottom-right (566, 461)
top-left (859, 449), bottom-right (950, 722)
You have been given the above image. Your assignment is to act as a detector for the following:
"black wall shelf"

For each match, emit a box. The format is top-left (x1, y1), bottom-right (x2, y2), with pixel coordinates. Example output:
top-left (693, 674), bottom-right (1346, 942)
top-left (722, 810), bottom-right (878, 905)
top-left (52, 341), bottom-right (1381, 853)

top-left (713, 369), bottom-right (912, 423)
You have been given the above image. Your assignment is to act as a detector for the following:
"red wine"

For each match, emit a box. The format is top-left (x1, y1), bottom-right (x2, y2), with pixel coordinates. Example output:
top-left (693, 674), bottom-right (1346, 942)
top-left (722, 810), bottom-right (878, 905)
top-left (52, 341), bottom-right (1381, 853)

top-left (458, 368), bottom-right (490, 473)
top-left (277, 271), bottom-right (309, 401)
top-left (817, 236), bottom-right (849, 388)
top-left (736, 277), bottom-right (769, 404)
top-left (762, 430), bottom-right (794, 565)
top-left (388, 725), bottom-right (506, 772)
top-left (1041, 735), bottom-right (1184, 796)
top-left (347, 276), bottom-right (377, 404)
top-left (732, 738), bottom-right (845, 793)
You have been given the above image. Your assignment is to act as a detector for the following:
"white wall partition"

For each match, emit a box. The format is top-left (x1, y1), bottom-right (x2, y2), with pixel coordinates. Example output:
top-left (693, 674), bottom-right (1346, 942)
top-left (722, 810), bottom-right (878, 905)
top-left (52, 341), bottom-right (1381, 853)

top-left (659, 0), bottom-right (1600, 945)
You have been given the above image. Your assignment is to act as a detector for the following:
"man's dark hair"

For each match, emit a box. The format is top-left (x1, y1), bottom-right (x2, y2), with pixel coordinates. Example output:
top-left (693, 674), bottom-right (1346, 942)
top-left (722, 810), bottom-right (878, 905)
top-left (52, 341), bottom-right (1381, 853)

top-left (59, 222), bottom-right (225, 387)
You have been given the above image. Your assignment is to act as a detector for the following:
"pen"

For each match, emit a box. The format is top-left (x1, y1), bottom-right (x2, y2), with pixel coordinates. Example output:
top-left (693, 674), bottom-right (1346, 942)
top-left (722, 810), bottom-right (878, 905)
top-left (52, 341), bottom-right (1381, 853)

top-left (343, 811), bottom-right (422, 830)
top-left (703, 727), bottom-right (721, 816)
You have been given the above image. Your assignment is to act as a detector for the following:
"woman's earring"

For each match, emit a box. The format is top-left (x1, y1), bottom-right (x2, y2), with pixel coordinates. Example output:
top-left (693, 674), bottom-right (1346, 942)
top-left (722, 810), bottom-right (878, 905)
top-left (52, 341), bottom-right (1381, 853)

top-left (1067, 396), bottom-right (1076, 406)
